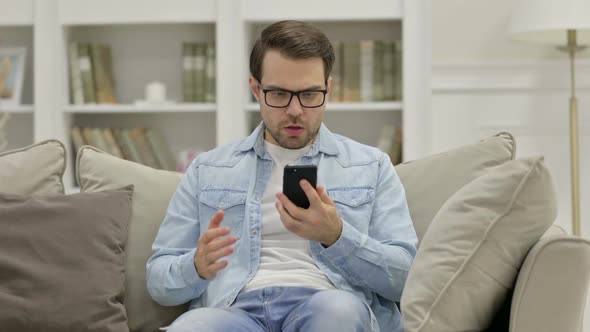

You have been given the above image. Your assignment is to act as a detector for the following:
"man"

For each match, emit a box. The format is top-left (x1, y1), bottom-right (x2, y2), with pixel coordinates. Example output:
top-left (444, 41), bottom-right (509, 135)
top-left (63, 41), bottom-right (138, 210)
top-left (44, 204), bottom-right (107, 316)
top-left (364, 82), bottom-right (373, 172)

top-left (147, 20), bottom-right (417, 332)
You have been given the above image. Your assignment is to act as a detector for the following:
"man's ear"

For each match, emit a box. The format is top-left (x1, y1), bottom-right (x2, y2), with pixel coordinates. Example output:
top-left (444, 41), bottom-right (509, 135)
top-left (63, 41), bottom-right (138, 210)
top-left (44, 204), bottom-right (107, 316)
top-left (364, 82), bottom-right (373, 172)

top-left (326, 76), bottom-right (333, 95)
top-left (249, 76), bottom-right (260, 102)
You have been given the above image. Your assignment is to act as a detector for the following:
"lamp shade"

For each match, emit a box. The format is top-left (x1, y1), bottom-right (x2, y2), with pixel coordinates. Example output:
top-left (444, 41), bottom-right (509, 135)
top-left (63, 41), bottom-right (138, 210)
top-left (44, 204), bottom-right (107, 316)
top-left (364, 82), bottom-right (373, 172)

top-left (509, 0), bottom-right (590, 45)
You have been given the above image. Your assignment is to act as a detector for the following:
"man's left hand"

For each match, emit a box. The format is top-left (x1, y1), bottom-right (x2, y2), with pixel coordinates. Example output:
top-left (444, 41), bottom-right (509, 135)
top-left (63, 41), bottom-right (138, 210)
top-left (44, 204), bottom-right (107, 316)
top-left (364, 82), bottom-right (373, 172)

top-left (276, 180), bottom-right (343, 247)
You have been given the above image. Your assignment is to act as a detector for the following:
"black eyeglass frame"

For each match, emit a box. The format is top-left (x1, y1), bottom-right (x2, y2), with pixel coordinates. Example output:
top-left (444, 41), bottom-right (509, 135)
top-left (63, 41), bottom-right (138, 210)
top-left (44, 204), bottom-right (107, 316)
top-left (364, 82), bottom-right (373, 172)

top-left (257, 82), bottom-right (328, 109)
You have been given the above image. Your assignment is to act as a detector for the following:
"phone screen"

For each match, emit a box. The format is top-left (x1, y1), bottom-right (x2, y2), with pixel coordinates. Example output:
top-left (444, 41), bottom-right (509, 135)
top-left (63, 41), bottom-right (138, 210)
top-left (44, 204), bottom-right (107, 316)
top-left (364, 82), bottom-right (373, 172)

top-left (283, 165), bottom-right (317, 209)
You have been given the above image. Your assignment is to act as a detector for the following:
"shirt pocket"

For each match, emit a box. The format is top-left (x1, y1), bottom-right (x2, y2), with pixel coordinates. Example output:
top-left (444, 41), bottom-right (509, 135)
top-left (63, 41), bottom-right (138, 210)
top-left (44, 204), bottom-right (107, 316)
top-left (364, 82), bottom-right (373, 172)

top-left (328, 187), bottom-right (374, 233)
top-left (199, 189), bottom-right (247, 231)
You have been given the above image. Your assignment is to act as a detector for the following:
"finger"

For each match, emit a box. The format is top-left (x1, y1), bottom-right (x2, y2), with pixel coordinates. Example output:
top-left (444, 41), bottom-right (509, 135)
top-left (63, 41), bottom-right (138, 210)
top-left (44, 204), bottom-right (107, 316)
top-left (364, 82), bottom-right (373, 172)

top-left (276, 192), bottom-right (303, 220)
top-left (200, 227), bottom-right (231, 245)
top-left (205, 245), bottom-right (235, 263)
top-left (276, 201), bottom-right (301, 234)
top-left (299, 180), bottom-right (322, 207)
top-left (207, 260), bottom-right (229, 275)
top-left (316, 186), bottom-right (334, 205)
top-left (207, 235), bottom-right (238, 252)
top-left (208, 210), bottom-right (225, 229)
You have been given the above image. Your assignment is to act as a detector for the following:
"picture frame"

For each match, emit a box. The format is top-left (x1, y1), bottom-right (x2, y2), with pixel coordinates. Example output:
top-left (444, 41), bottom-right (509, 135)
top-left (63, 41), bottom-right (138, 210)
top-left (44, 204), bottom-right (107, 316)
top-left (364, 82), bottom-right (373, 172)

top-left (0, 47), bottom-right (26, 106)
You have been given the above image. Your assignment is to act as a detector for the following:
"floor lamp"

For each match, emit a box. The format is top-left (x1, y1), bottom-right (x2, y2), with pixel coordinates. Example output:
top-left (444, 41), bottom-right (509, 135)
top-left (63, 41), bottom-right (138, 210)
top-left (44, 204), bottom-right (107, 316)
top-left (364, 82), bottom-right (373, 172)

top-left (509, 0), bottom-right (590, 236)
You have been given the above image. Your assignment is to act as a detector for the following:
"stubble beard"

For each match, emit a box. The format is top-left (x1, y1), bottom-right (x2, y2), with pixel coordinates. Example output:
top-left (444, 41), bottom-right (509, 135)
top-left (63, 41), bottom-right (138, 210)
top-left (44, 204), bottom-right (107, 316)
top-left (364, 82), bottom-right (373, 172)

top-left (266, 125), bottom-right (320, 150)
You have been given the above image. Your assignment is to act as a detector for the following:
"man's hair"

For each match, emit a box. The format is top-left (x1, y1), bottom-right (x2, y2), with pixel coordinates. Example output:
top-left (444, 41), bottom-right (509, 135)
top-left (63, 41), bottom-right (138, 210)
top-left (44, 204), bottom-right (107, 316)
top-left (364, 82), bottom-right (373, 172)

top-left (249, 20), bottom-right (335, 83)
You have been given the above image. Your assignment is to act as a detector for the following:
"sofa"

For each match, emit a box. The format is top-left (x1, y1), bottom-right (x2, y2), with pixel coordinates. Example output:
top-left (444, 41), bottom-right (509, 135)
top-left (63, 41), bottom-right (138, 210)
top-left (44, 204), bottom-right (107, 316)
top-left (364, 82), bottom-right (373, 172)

top-left (0, 132), bottom-right (589, 332)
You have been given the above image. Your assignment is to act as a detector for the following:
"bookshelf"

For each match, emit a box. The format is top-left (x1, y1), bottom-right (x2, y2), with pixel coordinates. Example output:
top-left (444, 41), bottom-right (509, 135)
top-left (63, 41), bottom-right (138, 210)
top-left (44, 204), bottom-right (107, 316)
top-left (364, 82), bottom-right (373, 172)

top-left (1, 0), bottom-right (431, 190)
top-left (64, 103), bottom-right (216, 113)
top-left (0, 3), bottom-right (35, 150)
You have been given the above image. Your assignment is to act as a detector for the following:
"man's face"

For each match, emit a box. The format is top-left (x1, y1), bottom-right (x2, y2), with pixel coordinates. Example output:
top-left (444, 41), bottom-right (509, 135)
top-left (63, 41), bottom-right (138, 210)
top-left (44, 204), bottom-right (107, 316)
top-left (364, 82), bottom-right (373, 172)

top-left (249, 49), bottom-right (331, 149)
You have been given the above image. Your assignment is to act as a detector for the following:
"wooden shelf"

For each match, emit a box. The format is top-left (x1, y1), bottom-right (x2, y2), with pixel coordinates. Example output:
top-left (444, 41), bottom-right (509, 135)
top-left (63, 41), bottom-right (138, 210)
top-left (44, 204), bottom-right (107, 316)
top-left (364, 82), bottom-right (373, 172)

top-left (0, 104), bottom-right (34, 114)
top-left (64, 103), bottom-right (217, 114)
top-left (242, 0), bottom-right (402, 21)
top-left (245, 101), bottom-right (402, 112)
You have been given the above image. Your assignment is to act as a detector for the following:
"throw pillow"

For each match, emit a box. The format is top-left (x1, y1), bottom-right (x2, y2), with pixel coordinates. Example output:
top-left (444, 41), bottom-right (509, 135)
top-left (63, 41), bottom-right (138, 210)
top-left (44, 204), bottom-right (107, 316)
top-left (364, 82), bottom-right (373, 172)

top-left (401, 156), bottom-right (557, 332)
top-left (396, 132), bottom-right (515, 242)
top-left (0, 186), bottom-right (134, 332)
top-left (0, 139), bottom-right (66, 195)
top-left (76, 146), bottom-right (186, 332)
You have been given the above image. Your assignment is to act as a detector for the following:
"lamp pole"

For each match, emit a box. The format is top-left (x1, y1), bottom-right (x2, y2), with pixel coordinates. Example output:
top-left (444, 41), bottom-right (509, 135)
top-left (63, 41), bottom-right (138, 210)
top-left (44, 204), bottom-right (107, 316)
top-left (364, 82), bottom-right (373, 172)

top-left (565, 29), bottom-right (584, 236)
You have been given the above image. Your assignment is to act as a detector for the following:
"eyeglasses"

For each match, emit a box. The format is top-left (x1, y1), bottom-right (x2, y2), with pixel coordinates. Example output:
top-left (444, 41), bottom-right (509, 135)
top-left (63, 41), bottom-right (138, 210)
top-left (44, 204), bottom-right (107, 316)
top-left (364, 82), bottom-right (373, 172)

top-left (258, 83), bottom-right (328, 108)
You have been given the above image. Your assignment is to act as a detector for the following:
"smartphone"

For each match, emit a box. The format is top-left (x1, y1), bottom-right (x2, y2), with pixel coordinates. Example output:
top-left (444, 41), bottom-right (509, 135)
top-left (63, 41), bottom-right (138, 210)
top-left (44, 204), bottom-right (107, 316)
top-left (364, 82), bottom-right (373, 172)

top-left (283, 165), bottom-right (317, 209)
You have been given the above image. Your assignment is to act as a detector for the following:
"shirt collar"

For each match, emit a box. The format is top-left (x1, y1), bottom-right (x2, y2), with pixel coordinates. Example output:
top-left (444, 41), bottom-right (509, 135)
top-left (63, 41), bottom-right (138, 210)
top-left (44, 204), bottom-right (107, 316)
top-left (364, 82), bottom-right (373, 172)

top-left (235, 122), bottom-right (340, 157)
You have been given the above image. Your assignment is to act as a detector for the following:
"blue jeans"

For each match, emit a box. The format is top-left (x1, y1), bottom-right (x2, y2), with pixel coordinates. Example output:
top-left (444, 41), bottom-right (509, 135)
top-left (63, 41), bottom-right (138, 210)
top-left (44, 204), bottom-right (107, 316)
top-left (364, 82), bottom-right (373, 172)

top-left (166, 287), bottom-right (377, 332)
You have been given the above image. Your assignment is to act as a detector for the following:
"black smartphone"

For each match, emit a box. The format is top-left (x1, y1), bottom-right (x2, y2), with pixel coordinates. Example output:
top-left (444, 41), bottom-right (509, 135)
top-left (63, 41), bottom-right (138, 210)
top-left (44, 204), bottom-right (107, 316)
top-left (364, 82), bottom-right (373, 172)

top-left (283, 165), bottom-right (317, 209)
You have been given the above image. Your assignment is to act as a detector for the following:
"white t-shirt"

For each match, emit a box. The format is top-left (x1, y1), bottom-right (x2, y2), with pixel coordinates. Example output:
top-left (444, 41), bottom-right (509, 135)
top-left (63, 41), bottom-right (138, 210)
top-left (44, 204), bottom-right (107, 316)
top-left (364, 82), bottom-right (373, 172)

top-left (242, 141), bottom-right (336, 292)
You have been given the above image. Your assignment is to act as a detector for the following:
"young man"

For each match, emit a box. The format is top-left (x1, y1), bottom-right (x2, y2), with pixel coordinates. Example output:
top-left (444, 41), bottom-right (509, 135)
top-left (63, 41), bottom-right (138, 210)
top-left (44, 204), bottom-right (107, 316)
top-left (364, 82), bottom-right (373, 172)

top-left (147, 20), bottom-right (417, 332)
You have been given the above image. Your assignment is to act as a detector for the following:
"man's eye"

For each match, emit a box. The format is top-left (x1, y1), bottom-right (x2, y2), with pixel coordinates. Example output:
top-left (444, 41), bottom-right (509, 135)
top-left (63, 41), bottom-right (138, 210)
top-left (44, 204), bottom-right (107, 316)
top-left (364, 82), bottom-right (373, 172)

top-left (271, 91), bottom-right (288, 97)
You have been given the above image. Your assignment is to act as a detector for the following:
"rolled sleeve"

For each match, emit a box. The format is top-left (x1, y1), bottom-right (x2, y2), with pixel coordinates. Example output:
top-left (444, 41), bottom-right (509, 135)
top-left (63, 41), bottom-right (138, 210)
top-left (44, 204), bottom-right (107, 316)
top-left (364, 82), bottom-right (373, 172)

top-left (319, 220), bottom-right (367, 265)
top-left (179, 248), bottom-right (208, 287)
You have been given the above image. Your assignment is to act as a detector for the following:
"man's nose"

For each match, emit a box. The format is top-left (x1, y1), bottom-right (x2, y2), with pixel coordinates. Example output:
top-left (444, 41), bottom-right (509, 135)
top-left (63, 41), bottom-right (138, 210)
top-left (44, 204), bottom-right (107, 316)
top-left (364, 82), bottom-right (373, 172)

top-left (285, 95), bottom-right (304, 117)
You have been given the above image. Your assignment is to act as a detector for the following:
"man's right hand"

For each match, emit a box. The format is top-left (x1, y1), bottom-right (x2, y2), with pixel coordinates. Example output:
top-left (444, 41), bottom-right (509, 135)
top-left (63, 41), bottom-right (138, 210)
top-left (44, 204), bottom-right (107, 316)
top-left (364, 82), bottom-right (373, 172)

top-left (194, 210), bottom-right (237, 280)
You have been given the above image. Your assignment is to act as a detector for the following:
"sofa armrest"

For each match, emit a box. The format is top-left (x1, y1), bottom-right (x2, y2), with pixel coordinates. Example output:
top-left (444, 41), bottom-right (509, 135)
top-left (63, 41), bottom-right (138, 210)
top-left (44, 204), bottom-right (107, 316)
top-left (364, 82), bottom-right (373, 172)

top-left (510, 234), bottom-right (590, 332)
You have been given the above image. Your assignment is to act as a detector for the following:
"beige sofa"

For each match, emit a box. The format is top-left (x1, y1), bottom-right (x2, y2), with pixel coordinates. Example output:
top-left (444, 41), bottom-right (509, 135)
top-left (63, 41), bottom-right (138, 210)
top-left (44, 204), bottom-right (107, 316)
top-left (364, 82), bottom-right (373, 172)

top-left (0, 132), bottom-right (589, 332)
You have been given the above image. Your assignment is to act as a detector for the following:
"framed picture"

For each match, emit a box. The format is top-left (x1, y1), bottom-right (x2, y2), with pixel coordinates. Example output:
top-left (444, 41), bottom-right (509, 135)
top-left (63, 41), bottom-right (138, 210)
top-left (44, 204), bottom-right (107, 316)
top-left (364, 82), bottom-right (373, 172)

top-left (0, 47), bottom-right (26, 106)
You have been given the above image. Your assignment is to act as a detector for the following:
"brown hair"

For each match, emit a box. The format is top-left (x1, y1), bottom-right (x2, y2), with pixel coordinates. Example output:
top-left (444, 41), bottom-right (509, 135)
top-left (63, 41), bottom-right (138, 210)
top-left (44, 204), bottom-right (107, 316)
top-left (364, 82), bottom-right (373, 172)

top-left (249, 20), bottom-right (335, 83)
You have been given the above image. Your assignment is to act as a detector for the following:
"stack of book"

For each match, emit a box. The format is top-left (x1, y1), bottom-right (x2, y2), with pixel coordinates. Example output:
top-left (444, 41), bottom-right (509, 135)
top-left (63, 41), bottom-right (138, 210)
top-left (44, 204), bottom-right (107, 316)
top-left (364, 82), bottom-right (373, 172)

top-left (71, 126), bottom-right (177, 171)
top-left (330, 39), bottom-right (402, 103)
top-left (182, 42), bottom-right (216, 103)
top-left (69, 43), bottom-right (117, 105)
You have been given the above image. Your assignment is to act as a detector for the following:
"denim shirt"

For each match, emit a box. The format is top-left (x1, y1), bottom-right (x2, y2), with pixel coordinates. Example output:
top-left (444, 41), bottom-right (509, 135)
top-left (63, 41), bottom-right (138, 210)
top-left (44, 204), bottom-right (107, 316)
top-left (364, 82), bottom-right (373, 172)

top-left (147, 123), bottom-right (418, 332)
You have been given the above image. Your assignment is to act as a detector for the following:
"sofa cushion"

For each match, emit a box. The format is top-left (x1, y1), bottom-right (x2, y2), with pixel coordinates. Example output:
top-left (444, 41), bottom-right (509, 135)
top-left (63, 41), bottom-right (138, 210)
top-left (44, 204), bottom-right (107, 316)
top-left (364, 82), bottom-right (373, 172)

top-left (396, 132), bottom-right (515, 242)
top-left (0, 139), bottom-right (66, 195)
top-left (401, 156), bottom-right (557, 332)
top-left (76, 146), bottom-right (186, 332)
top-left (0, 186), bottom-right (134, 332)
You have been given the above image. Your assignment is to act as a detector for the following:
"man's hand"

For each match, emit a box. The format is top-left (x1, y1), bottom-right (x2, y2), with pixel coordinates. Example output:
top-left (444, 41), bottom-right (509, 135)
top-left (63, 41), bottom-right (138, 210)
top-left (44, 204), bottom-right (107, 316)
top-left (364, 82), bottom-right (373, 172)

top-left (194, 210), bottom-right (237, 280)
top-left (276, 180), bottom-right (343, 247)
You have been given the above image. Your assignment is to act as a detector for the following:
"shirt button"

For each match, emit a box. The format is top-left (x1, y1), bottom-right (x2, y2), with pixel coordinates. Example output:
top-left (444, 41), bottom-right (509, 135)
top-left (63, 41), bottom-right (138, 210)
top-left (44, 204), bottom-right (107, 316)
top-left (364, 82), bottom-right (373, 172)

top-left (252, 229), bottom-right (257, 236)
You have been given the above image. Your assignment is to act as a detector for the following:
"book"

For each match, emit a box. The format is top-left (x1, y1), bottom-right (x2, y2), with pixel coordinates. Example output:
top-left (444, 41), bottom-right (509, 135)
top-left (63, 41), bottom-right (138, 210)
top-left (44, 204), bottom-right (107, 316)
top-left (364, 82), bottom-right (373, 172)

top-left (342, 42), bottom-right (361, 102)
top-left (145, 128), bottom-right (177, 171)
top-left (102, 127), bottom-right (124, 158)
top-left (393, 40), bottom-right (403, 101)
top-left (112, 128), bottom-right (132, 162)
top-left (182, 43), bottom-right (194, 102)
top-left (194, 43), bottom-right (207, 102)
top-left (91, 44), bottom-right (117, 104)
top-left (70, 126), bottom-right (86, 154)
top-left (119, 129), bottom-right (145, 164)
top-left (205, 42), bottom-right (216, 103)
top-left (81, 127), bottom-right (110, 153)
top-left (372, 41), bottom-right (385, 101)
top-left (360, 40), bottom-right (374, 102)
top-left (128, 127), bottom-right (160, 169)
top-left (382, 41), bottom-right (396, 101)
top-left (68, 43), bottom-right (84, 104)
top-left (78, 43), bottom-right (96, 104)
top-left (388, 126), bottom-right (403, 165)
top-left (330, 41), bottom-right (343, 102)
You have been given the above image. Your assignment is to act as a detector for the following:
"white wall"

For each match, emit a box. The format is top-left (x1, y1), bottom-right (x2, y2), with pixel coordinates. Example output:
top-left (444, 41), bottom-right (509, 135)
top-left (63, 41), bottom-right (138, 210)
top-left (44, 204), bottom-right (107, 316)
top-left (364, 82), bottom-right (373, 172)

top-left (432, 0), bottom-right (589, 62)
top-left (432, 1), bottom-right (590, 330)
